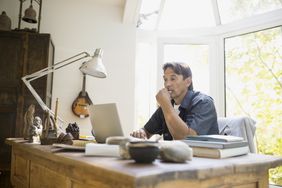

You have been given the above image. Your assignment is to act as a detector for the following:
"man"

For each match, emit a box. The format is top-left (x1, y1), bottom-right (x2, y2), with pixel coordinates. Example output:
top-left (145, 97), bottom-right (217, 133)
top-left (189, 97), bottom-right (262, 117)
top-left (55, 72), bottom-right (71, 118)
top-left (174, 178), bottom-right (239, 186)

top-left (130, 62), bottom-right (219, 140)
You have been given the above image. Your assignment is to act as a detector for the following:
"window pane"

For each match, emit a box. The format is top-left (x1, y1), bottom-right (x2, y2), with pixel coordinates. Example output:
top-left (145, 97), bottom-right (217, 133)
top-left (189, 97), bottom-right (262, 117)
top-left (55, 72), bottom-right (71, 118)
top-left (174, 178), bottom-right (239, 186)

top-left (164, 44), bottom-right (210, 94)
top-left (159, 0), bottom-right (215, 30)
top-left (225, 26), bottom-right (282, 185)
top-left (218, 0), bottom-right (282, 24)
top-left (135, 42), bottom-right (157, 128)
top-left (137, 0), bottom-right (161, 30)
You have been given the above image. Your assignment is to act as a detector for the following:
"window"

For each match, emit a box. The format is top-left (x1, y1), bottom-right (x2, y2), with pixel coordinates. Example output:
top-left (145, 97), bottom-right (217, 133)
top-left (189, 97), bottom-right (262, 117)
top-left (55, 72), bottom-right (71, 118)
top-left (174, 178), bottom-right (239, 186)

top-left (162, 44), bottom-right (210, 94)
top-left (218, 0), bottom-right (282, 24)
top-left (158, 0), bottom-right (215, 30)
top-left (137, 0), bottom-right (282, 30)
top-left (137, 0), bottom-right (161, 30)
top-left (135, 0), bottom-right (282, 185)
top-left (225, 26), bottom-right (282, 184)
top-left (135, 41), bottom-right (157, 128)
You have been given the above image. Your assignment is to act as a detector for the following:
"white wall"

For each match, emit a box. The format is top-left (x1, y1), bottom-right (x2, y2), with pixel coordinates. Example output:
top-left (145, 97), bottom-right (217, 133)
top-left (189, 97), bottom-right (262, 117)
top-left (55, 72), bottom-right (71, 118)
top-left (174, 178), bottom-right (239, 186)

top-left (1, 0), bottom-right (136, 136)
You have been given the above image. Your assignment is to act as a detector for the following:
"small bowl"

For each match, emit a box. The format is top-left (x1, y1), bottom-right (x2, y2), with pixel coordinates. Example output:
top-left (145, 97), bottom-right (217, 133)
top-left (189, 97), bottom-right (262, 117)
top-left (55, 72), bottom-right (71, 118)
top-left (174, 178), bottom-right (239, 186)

top-left (127, 141), bottom-right (159, 163)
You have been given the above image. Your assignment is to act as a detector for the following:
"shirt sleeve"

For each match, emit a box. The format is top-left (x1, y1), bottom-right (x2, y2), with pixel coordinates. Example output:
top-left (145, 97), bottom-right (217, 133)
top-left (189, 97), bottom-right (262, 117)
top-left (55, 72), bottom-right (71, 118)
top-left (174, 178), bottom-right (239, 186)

top-left (186, 98), bottom-right (218, 135)
top-left (144, 107), bottom-right (164, 135)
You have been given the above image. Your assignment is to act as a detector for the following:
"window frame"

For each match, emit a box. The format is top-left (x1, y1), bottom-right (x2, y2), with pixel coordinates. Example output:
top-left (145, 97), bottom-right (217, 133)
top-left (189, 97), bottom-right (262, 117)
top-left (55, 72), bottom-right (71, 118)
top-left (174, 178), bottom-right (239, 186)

top-left (157, 37), bottom-right (220, 111)
top-left (219, 9), bottom-right (282, 116)
top-left (135, 8), bottom-right (282, 124)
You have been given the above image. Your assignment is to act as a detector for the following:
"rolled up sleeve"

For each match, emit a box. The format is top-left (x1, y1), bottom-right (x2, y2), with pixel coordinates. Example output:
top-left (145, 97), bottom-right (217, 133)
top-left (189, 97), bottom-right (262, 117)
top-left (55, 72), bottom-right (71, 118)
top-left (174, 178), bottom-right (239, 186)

top-left (186, 98), bottom-right (218, 135)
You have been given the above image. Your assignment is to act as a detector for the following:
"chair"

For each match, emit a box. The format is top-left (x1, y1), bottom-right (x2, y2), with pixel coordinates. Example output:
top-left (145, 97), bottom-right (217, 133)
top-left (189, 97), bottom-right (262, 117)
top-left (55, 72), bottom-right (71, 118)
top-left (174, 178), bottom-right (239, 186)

top-left (217, 116), bottom-right (257, 153)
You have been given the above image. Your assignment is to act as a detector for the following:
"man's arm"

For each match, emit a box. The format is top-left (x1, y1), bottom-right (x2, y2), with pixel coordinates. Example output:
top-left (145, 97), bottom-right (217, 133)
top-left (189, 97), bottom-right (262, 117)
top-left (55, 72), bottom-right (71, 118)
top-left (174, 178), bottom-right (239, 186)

top-left (156, 88), bottom-right (197, 140)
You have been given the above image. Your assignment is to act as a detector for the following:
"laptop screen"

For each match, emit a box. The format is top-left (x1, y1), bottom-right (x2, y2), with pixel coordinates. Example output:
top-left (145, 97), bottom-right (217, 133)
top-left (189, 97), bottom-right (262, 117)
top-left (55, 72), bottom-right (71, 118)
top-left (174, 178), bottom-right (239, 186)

top-left (88, 103), bottom-right (124, 143)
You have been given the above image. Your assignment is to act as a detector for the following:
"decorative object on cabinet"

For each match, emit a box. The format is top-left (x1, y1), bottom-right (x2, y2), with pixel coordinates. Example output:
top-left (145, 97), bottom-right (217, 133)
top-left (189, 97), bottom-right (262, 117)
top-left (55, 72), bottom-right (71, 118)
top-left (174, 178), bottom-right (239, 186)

top-left (0, 30), bottom-right (54, 184)
top-left (18, 0), bottom-right (42, 32)
top-left (66, 122), bottom-right (80, 140)
top-left (22, 48), bottom-right (107, 127)
top-left (40, 97), bottom-right (66, 145)
top-left (28, 115), bottom-right (42, 143)
top-left (40, 110), bottom-right (58, 145)
top-left (57, 132), bottom-right (74, 145)
top-left (0, 11), bottom-right (12, 31)
top-left (23, 104), bottom-right (35, 139)
top-left (33, 116), bottom-right (43, 137)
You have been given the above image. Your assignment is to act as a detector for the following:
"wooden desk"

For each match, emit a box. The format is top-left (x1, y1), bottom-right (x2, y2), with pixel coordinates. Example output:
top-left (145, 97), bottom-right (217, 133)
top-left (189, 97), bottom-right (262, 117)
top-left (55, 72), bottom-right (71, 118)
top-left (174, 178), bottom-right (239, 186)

top-left (6, 138), bottom-right (282, 188)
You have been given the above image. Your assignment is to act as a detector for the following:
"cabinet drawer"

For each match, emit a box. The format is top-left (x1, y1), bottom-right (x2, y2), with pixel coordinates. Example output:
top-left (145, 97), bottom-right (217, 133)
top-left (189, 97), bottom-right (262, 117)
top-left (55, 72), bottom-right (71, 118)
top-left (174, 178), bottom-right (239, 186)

top-left (30, 162), bottom-right (69, 188)
top-left (12, 155), bottom-right (29, 186)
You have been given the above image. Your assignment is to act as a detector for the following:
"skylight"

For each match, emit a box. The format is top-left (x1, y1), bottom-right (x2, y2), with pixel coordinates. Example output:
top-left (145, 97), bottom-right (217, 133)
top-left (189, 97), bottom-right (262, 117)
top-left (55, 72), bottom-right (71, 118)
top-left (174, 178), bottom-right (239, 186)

top-left (137, 0), bottom-right (161, 30)
top-left (137, 0), bottom-right (282, 30)
top-left (217, 0), bottom-right (282, 24)
top-left (158, 0), bottom-right (215, 30)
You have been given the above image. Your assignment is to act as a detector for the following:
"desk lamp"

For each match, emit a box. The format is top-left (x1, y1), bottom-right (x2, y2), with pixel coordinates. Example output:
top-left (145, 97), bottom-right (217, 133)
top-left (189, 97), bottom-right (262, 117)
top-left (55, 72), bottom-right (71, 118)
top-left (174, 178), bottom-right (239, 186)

top-left (22, 48), bottom-right (107, 125)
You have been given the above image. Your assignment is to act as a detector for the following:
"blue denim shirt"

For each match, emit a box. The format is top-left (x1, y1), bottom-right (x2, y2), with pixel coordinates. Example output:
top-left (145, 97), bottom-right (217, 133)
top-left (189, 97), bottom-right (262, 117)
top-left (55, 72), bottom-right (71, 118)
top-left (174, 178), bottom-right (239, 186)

top-left (144, 90), bottom-right (219, 140)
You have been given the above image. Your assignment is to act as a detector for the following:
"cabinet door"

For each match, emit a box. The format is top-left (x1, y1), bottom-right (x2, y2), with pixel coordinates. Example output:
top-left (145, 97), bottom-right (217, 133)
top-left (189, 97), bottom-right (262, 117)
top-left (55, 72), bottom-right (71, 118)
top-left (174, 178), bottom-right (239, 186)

top-left (0, 111), bottom-right (16, 169)
top-left (0, 31), bottom-right (23, 169)
top-left (22, 33), bottom-right (53, 120)
top-left (0, 31), bottom-right (23, 87)
top-left (30, 163), bottom-right (69, 188)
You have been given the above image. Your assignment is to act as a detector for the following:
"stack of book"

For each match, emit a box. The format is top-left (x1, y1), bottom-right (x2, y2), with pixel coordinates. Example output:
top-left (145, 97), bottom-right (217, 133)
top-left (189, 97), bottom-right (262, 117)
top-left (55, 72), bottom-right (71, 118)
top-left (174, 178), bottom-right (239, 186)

top-left (182, 135), bottom-right (249, 159)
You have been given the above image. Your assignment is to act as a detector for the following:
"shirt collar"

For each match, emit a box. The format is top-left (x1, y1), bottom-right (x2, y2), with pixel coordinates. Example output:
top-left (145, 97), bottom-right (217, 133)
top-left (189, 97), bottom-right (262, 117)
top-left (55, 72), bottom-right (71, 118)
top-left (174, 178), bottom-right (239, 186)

top-left (179, 90), bottom-right (194, 110)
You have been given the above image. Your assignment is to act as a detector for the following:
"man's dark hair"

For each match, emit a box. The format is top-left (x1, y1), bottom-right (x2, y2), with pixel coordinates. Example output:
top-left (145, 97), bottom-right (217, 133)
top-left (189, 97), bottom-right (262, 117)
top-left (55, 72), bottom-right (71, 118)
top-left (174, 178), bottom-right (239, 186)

top-left (163, 62), bottom-right (193, 90)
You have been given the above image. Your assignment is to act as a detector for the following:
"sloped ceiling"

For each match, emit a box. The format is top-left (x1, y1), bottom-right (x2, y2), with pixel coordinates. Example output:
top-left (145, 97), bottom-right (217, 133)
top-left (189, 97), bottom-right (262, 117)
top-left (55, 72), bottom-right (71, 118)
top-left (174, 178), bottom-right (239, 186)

top-left (123, 0), bottom-right (140, 24)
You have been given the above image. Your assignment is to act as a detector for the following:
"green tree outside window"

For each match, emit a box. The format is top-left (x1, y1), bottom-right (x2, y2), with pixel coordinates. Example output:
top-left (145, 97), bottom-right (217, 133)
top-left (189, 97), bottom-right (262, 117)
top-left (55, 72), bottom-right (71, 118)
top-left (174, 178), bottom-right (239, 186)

top-left (225, 26), bottom-right (282, 185)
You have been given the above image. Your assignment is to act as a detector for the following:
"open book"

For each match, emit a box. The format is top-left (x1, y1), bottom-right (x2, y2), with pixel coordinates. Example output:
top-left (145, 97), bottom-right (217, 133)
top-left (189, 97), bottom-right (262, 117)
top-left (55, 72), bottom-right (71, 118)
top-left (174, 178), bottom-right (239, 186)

top-left (182, 140), bottom-right (248, 149)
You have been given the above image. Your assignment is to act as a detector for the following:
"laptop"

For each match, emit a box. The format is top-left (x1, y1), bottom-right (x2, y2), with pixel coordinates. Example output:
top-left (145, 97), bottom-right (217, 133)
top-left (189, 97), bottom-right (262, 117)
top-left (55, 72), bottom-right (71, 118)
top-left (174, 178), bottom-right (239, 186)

top-left (89, 103), bottom-right (124, 143)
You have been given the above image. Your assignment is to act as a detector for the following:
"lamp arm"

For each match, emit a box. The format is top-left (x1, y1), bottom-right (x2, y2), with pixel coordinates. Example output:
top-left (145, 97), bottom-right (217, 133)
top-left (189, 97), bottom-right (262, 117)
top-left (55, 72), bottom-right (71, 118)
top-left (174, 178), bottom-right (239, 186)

top-left (21, 51), bottom-right (91, 125)
top-left (24, 52), bottom-right (90, 82)
top-left (22, 76), bottom-right (50, 112)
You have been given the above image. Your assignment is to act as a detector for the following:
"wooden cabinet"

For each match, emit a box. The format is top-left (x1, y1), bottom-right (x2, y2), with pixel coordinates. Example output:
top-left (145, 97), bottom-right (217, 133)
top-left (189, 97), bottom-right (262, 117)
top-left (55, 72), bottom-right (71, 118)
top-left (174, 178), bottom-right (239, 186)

top-left (0, 31), bottom-right (54, 184)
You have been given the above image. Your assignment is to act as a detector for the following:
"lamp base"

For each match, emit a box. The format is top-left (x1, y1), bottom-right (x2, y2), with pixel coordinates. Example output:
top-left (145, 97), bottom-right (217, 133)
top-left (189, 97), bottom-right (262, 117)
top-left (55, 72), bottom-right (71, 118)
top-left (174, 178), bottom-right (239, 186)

top-left (40, 130), bottom-right (57, 145)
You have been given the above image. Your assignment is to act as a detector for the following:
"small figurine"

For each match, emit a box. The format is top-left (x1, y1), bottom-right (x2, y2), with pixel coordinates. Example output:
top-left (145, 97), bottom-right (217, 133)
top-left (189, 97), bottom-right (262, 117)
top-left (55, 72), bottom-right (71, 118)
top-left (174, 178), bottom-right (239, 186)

top-left (28, 124), bottom-right (37, 143)
top-left (23, 104), bottom-right (35, 139)
top-left (33, 116), bottom-right (43, 136)
top-left (27, 116), bottom-right (43, 143)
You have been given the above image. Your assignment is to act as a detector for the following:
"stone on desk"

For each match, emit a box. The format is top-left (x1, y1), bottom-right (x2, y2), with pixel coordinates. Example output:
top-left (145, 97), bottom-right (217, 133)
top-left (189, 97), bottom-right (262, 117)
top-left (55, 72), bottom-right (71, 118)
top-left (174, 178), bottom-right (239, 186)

top-left (159, 141), bottom-right (193, 163)
top-left (66, 122), bottom-right (80, 140)
top-left (57, 132), bottom-right (74, 145)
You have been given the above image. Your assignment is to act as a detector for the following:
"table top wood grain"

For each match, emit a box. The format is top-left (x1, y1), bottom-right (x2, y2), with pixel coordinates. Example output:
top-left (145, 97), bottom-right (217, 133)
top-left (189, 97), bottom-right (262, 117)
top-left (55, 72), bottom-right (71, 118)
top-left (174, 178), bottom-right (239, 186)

top-left (6, 138), bottom-right (282, 187)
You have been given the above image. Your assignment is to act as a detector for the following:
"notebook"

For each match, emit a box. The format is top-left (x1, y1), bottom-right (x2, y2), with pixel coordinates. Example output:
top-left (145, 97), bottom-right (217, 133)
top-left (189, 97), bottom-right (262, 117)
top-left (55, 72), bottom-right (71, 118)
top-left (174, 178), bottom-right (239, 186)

top-left (88, 103), bottom-right (124, 143)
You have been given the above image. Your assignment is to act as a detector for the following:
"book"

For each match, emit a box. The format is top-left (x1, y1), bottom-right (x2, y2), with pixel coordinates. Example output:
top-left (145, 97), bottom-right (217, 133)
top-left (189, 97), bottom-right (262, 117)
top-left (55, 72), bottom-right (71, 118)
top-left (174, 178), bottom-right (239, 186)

top-left (191, 146), bottom-right (249, 159)
top-left (85, 143), bottom-right (120, 157)
top-left (182, 140), bottom-right (248, 149)
top-left (52, 143), bottom-right (85, 151)
top-left (186, 135), bottom-right (244, 142)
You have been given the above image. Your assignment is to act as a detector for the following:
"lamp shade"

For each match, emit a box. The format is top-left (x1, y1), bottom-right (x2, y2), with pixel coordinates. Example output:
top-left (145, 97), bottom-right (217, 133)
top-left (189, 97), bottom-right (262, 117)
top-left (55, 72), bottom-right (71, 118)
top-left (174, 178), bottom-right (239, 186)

top-left (79, 48), bottom-right (107, 78)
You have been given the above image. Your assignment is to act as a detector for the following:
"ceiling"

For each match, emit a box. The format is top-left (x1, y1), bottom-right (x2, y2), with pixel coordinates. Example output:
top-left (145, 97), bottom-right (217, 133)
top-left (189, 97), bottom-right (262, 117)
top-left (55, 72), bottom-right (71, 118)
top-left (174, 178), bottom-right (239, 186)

top-left (134, 0), bottom-right (282, 31)
top-left (98, 0), bottom-right (282, 32)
